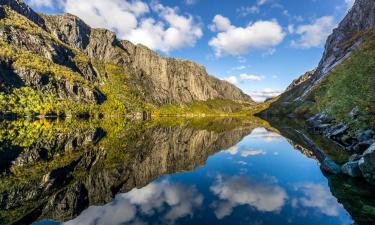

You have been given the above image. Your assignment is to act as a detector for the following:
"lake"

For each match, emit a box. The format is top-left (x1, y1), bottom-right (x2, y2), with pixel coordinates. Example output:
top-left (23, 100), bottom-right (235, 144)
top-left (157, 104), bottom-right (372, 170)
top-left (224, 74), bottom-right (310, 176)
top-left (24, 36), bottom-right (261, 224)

top-left (0, 117), bottom-right (373, 225)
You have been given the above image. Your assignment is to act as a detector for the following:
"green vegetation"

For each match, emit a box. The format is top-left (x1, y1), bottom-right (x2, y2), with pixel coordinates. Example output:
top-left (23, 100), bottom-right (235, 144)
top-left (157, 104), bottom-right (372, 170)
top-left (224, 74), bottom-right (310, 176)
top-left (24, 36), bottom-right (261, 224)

top-left (267, 39), bottom-right (375, 130)
top-left (303, 40), bottom-right (375, 128)
top-left (153, 99), bottom-right (256, 116)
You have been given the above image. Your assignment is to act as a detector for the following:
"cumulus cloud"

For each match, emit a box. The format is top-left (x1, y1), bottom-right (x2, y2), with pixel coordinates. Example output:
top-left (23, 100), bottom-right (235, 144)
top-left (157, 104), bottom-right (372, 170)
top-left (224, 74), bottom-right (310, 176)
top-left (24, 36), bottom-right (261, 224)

top-left (64, 180), bottom-right (203, 225)
top-left (292, 183), bottom-right (343, 216)
top-left (248, 88), bottom-right (284, 102)
top-left (210, 175), bottom-right (287, 219)
top-left (62, 0), bottom-right (202, 53)
top-left (26, 0), bottom-right (55, 8)
top-left (239, 73), bottom-right (265, 81)
top-left (291, 16), bottom-right (336, 49)
top-left (209, 14), bottom-right (233, 32)
top-left (224, 76), bottom-right (238, 85)
top-left (209, 15), bottom-right (285, 57)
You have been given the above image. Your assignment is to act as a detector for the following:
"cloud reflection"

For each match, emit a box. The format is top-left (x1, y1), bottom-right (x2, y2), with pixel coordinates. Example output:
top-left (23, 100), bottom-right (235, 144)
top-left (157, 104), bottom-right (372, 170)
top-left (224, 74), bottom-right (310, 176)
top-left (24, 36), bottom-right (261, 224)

top-left (292, 183), bottom-right (342, 217)
top-left (64, 180), bottom-right (203, 225)
top-left (248, 128), bottom-right (283, 142)
top-left (225, 145), bottom-right (266, 157)
top-left (210, 175), bottom-right (288, 219)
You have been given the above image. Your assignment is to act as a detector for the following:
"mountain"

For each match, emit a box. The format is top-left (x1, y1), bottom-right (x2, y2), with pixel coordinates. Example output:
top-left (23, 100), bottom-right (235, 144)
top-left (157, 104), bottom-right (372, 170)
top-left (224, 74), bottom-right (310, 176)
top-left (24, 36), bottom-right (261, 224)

top-left (262, 0), bottom-right (375, 184)
top-left (0, 0), bottom-right (253, 117)
top-left (264, 0), bottom-right (375, 123)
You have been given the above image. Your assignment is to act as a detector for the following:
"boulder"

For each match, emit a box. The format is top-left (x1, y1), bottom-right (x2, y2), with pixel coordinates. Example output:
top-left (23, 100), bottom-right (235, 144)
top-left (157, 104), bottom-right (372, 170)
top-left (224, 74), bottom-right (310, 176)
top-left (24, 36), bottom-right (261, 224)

top-left (341, 160), bottom-right (362, 177)
top-left (321, 158), bottom-right (341, 174)
top-left (358, 143), bottom-right (375, 185)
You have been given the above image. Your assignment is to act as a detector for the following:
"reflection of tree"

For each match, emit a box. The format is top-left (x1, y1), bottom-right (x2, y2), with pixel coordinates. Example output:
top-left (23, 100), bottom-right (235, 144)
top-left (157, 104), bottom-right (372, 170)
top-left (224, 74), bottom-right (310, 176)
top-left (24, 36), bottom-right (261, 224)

top-left (0, 117), bottom-right (264, 224)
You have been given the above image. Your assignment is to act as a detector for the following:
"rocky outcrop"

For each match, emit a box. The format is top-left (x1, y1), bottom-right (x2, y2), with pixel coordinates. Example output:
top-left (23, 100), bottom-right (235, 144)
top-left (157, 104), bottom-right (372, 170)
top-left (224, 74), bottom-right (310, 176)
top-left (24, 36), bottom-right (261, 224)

top-left (39, 11), bottom-right (253, 105)
top-left (0, 0), bottom-right (45, 28)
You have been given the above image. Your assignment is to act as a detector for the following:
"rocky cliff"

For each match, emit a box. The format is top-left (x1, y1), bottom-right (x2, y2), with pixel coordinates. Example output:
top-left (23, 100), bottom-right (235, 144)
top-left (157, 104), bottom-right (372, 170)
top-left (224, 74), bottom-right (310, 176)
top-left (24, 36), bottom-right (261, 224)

top-left (274, 0), bottom-right (375, 103)
top-left (262, 0), bottom-right (375, 186)
top-left (0, 0), bottom-right (252, 116)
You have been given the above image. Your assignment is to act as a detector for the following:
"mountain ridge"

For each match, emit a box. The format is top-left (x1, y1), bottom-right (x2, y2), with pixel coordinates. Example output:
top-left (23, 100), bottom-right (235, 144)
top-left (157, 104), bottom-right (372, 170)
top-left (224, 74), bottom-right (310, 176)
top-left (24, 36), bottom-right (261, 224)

top-left (0, 0), bottom-right (253, 117)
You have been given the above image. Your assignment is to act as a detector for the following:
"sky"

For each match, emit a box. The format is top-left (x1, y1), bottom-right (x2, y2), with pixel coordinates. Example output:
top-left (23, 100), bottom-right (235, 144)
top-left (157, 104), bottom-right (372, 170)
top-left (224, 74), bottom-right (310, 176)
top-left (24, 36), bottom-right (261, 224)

top-left (25, 0), bottom-right (355, 101)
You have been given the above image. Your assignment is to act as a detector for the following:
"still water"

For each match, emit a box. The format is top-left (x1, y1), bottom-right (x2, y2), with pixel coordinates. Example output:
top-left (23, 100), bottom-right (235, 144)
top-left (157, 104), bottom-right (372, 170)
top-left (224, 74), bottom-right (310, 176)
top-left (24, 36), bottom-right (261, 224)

top-left (0, 117), bottom-right (373, 225)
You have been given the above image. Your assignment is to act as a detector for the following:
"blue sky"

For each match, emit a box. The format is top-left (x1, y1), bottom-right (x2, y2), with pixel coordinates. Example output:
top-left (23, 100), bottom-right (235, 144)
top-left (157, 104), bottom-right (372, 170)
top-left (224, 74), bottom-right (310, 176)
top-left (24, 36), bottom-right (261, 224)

top-left (26, 0), bottom-right (354, 101)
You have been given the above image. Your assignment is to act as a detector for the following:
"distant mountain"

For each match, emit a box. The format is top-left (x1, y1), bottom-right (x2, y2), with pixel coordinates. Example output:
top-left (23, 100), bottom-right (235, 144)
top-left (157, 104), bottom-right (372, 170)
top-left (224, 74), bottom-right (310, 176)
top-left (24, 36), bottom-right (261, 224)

top-left (0, 0), bottom-right (253, 117)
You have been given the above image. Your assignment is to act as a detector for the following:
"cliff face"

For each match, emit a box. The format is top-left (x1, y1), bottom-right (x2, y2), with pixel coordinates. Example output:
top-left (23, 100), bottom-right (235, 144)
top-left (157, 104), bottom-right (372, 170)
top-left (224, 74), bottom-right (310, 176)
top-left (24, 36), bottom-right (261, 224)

top-left (41, 13), bottom-right (252, 105)
top-left (0, 0), bottom-right (253, 114)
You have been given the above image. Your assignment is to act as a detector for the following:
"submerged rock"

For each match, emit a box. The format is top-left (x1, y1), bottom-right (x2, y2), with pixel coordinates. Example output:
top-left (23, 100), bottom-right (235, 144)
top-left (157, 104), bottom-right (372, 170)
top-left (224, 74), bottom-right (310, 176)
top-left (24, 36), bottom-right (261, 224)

top-left (359, 143), bottom-right (375, 185)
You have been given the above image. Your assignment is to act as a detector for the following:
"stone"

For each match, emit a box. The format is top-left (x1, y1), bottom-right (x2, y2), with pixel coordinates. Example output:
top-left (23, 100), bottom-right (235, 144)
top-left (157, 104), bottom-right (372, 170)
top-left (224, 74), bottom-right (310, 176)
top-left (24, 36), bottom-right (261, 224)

top-left (352, 140), bottom-right (373, 154)
top-left (358, 129), bottom-right (375, 142)
top-left (341, 160), bottom-right (362, 177)
top-left (321, 158), bottom-right (342, 174)
top-left (358, 143), bottom-right (375, 185)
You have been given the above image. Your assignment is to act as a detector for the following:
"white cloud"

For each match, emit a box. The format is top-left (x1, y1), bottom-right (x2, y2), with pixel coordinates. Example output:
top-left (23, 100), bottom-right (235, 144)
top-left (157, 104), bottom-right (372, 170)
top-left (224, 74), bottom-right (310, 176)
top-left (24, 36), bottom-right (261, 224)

top-left (209, 16), bottom-right (285, 56)
top-left (293, 183), bottom-right (343, 216)
top-left (210, 175), bottom-right (287, 219)
top-left (184, 0), bottom-right (198, 6)
top-left (209, 14), bottom-right (233, 32)
top-left (26, 0), bottom-right (55, 8)
top-left (239, 73), bottom-right (265, 81)
top-left (64, 180), bottom-right (203, 225)
top-left (248, 88), bottom-right (284, 102)
top-left (237, 0), bottom-right (269, 16)
top-left (63, 0), bottom-right (202, 53)
top-left (291, 16), bottom-right (336, 49)
top-left (224, 76), bottom-right (238, 85)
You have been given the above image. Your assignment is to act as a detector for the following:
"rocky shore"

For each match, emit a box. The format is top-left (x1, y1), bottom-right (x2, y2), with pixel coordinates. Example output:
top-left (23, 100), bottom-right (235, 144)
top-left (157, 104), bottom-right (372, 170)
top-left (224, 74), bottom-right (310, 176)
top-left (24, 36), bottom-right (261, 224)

top-left (307, 111), bottom-right (375, 184)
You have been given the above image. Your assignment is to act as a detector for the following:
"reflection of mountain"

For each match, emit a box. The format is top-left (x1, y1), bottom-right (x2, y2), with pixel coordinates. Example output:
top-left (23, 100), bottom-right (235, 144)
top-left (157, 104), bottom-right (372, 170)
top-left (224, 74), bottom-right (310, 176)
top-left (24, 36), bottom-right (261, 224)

top-left (0, 117), bottom-right (261, 224)
top-left (268, 119), bottom-right (375, 225)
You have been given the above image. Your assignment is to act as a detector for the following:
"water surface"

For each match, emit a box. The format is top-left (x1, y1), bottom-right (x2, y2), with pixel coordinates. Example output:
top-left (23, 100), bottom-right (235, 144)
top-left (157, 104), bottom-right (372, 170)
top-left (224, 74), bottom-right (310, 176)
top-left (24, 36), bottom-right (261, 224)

top-left (0, 117), bottom-right (373, 225)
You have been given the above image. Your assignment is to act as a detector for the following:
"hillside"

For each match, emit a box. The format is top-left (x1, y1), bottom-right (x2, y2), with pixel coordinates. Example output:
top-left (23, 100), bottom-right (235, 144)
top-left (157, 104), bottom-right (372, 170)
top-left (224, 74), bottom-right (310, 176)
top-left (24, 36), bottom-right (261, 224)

top-left (261, 0), bottom-right (375, 184)
top-left (0, 0), bottom-right (254, 117)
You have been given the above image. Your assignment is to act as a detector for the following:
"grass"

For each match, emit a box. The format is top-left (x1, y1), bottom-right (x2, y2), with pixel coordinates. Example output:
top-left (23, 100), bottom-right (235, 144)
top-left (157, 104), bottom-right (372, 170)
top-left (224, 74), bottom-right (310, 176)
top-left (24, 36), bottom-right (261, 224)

top-left (153, 99), bottom-right (257, 116)
top-left (304, 39), bottom-right (375, 128)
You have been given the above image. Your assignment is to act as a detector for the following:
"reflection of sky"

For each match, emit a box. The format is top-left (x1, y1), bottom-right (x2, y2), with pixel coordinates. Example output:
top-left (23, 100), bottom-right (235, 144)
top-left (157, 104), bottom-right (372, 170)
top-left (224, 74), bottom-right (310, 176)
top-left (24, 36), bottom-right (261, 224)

top-left (38, 127), bottom-right (352, 225)
top-left (63, 180), bottom-right (203, 225)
